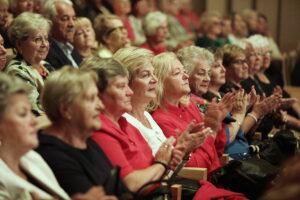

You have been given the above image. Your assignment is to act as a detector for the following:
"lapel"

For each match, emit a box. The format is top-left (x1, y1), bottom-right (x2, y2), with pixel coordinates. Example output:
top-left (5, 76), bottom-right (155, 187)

top-left (49, 39), bottom-right (73, 66)
top-left (20, 151), bottom-right (69, 200)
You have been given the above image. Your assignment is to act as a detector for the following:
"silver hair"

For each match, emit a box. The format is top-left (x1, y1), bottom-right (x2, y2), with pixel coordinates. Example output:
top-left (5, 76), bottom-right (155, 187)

top-left (43, 0), bottom-right (73, 21)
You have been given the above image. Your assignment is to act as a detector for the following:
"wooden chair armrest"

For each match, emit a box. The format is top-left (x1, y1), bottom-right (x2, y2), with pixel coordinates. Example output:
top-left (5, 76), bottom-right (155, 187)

top-left (170, 184), bottom-right (182, 200)
top-left (178, 167), bottom-right (207, 181)
top-left (220, 154), bottom-right (229, 166)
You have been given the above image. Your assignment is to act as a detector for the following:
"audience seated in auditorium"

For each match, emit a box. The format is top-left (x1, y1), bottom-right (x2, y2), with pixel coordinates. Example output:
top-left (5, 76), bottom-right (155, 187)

top-left (114, 46), bottom-right (207, 158)
top-left (36, 66), bottom-right (126, 198)
top-left (93, 14), bottom-right (130, 58)
top-left (80, 57), bottom-right (183, 193)
top-left (44, 0), bottom-right (82, 69)
top-left (0, 72), bottom-right (116, 200)
top-left (5, 12), bottom-right (54, 115)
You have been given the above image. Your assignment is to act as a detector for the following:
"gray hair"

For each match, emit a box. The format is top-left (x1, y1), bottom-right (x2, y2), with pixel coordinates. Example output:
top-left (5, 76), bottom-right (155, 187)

top-left (246, 34), bottom-right (270, 49)
top-left (143, 11), bottom-right (167, 36)
top-left (0, 72), bottom-right (30, 120)
top-left (44, 0), bottom-right (73, 21)
top-left (7, 12), bottom-right (51, 46)
top-left (176, 46), bottom-right (215, 75)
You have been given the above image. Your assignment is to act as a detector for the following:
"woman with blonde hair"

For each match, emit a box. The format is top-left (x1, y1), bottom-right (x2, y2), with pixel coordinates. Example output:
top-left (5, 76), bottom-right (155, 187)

top-left (150, 52), bottom-right (223, 173)
top-left (81, 56), bottom-right (183, 193)
top-left (73, 17), bottom-right (97, 59)
top-left (93, 13), bottom-right (130, 58)
top-left (113, 46), bottom-right (207, 158)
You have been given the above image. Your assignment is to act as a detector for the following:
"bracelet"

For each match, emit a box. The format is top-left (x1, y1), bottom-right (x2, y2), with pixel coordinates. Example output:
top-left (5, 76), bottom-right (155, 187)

top-left (247, 113), bottom-right (258, 123)
top-left (235, 119), bottom-right (241, 126)
top-left (153, 161), bottom-right (168, 171)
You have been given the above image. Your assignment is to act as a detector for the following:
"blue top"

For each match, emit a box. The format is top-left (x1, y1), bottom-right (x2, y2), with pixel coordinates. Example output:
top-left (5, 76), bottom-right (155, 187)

top-left (224, 125), bottom-right (249, 155)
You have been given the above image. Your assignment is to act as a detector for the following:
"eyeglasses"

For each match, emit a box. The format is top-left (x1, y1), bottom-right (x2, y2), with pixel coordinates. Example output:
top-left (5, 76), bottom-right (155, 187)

top-left (31, 36), bottom-right (50, 46)
top-left (232, 59), bottom-right (247, 65)
top-left (106, 26), bottom-right (126, 36)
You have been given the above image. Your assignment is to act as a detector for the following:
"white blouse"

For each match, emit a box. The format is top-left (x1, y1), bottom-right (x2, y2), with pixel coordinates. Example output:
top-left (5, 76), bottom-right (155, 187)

top-left (123, 111), bottom-right (167, 156)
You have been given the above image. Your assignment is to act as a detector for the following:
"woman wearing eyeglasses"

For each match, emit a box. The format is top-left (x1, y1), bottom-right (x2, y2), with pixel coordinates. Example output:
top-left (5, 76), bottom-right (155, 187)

top-left (5, 12), bottom-right (54, 115)
top-left (93, 14), bottom-right (130, 58)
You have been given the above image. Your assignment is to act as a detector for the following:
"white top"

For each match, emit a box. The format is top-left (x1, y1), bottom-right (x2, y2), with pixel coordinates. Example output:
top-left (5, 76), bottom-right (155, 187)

top-left (0, 150), bottom-right (69, 200)
top-left (123, 111), bottom-right (167, 156)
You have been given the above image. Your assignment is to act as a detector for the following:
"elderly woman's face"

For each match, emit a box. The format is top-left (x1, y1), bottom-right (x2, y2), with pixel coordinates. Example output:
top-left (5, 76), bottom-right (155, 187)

top-left (74, 24), bottom-right (95, 49)
top-left (260, 46), bottom-right (271, 70)
top-left (100, 75), bottom-right (133, 115)
top-left (210, 59), bottom-right (226, 86)
top-left (164, 59), bottom-right (190, 98)
top-left (0, 93), bottom-right (38, 152)
top-left (189, 61), bottom-right (211, 95)
top-left (17, 29), bottom-right (49, 65)
top-left (105, 19), bottom-right (130, 51)
top-left (228, 54), bottom-right (248, 82)
top-left (0, 35), bottom-right (7, 70)
top-left (154, 22), bottom-right (168, 43)
top-left (130, 63), bottom-right (158, 102)
top-left (246, 46), bottom-right (261, 75)
top-left (67, 81), bottom-right (103, 132)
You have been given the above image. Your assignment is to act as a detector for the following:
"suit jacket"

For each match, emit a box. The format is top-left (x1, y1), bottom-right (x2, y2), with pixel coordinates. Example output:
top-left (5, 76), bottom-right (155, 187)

top-left (0, 150), bottom-right (69, 200)
top-left (46, 38), bottom-right (82, 70)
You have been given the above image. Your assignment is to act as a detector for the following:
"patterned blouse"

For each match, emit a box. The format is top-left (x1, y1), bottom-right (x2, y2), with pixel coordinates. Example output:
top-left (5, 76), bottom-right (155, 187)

top-left (5, 56), bottom-right (54, 114)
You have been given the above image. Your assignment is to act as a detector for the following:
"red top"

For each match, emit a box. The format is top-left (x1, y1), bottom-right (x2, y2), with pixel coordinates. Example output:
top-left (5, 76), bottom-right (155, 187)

top-left (152, 101), bottom-right (221, 173)
top-left (139, 42), bottom-right (166, 55)
top-left (190, 94), bottom-right (227, 157)
top-left (92, 114), bottom-right (153, 178)
top-left (122, 17), bottom-right (135, 40)
top-left (176, 12), bottom-right (200, 33)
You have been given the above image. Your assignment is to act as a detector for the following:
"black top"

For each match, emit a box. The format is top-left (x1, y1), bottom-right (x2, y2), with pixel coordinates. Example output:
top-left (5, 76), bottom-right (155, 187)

top-left (241, 77), bottom-right (265, 96)
top-left (45, 38), bottom-right (82, 70)
top-left (219, 81), bottom-right (240, 94)
top-left (36, 132), bottom-right (129, 196)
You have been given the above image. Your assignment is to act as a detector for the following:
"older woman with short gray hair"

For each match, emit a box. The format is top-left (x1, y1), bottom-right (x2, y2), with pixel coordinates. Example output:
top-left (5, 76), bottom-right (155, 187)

top-left (5, 12), bottom-right (53, 115)
top-left (140, 11), bottom-right (168, 55)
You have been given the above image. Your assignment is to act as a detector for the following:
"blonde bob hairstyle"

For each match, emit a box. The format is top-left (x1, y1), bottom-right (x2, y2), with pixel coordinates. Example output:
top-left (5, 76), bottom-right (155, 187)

top-left (0, 72), bottom-right (30, 120)
top-left (93, 14), bottom-right (121, 45)
top-left (80, 56), bottom-right (128, 92)
top-left (113, 47), bottom-right (153, 82)
top-left (44, 0), bottom-right (73, 21)
top-left (200, 11), bottom-right (221, 34)
top-left (176, 46), bottom-right (215, 75)
top-left (142, 11), bottom-right (167, 36)
top-left (7, 12), bottom-right (51, 47)
top-left (149, 52), bottom-right (188, 112)
top-left (41, 66), bottom-right (98, 123)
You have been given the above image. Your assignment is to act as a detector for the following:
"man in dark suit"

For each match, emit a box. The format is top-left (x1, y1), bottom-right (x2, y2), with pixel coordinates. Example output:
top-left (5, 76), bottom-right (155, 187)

top-left (44, 0), bottom-right (82, 70)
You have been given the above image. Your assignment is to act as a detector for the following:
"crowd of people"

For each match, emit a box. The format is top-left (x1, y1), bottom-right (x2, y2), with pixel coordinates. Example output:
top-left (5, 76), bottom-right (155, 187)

top-left (0, 0), bottom-right (299, 200)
